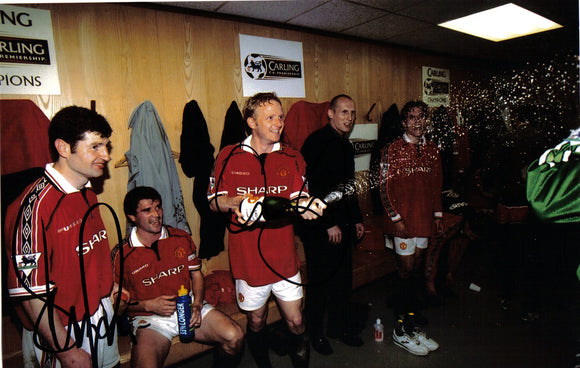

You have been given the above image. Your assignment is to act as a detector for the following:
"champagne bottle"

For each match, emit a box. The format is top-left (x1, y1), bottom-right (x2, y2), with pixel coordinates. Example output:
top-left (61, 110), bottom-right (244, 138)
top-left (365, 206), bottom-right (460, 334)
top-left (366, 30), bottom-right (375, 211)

top-left (239, 196), bottom-right (300, 222)
top-left (176, 285), bottom-right (195, 343)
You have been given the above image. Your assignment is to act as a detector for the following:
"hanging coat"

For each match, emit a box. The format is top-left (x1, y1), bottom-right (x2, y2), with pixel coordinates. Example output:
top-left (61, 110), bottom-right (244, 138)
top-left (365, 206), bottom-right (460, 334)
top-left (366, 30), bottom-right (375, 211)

top-left (282, 100), bottom-right (330, 151)
top-left (370, 103), bottom-right (401, 215)
top-left (220, 101), bottom-right (248, 150)
top-left (1, 99), bottom-right (52, 176)
top-left (179, 100), bottom-right (226, 259)
top-left (126, 100), bottom-right (190, 233)
top-left (1, 100), bottom-right (52, 221)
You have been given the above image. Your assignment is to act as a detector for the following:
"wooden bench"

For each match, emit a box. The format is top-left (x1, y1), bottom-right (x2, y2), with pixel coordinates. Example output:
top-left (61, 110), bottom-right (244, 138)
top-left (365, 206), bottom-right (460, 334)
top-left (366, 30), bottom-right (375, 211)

top-left (2, 214), bottom-right (396, 368)
top-left (0, 299), bottom-right (281, 368)
top-left (120, 299), bottom-right (282, 367)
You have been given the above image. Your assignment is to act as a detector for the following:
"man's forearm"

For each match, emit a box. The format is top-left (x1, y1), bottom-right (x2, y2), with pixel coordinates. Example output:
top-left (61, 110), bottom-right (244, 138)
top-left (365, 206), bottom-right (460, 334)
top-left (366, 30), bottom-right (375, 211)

top-left (190, 271), bottom-right (205, 308)
top-left (209, 194), bottom-right (243, 213)
top-left (21, 298), bottom-right (92, 368)
top-left (22, 298), bottom-right (75, 351)
top-left (126, 299), bottom-right (150, 313)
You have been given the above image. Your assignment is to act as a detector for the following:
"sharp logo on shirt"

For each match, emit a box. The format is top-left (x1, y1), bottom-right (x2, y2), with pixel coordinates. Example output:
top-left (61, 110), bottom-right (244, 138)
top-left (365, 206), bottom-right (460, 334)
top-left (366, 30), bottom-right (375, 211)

top-left (15, 253), bottom-right (41, 276)
top-left (236, 185), bottom-right (288, 196)
top-left (403, 166), bottom-right (432, 175)
top-left (75, 230), bottom-right (107, 255)
top-left (142, 264), bottom-right (185, 286)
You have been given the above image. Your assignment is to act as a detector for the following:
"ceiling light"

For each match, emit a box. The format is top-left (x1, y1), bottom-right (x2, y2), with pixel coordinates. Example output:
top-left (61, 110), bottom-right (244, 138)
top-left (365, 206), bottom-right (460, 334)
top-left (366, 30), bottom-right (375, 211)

top-left (438, 3), bottom-right (562, 42)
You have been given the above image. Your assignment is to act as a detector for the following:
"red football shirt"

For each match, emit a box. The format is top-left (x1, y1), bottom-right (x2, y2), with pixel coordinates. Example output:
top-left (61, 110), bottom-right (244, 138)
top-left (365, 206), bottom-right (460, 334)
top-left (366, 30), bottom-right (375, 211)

top-left (5, 164), bottom-right (113, 328)
top-left (113, 226), bottom-right (201, 316)
top-left (381, 135), bottom-right (443, 237)
top-left (208, 137), bottom-right (307, 286)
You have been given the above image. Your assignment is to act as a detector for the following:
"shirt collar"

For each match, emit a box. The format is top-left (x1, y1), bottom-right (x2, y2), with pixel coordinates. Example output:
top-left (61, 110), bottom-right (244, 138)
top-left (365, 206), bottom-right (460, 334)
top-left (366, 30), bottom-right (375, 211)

top-left (241, 135), bottom-right (281, 154)
top-left (45, 163), bottom-right (92, 194)
top-left (129, 226), bottom-right (168, 247)
top-left (403, 133), bottom-right (426, 145)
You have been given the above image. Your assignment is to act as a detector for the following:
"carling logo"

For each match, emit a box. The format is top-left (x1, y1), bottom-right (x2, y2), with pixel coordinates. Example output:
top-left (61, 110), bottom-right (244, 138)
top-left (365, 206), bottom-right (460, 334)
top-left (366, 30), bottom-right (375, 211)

top-left (244, 53), bottom-right (301, 80)
top-left (0, 36), bottom-right (51, 65)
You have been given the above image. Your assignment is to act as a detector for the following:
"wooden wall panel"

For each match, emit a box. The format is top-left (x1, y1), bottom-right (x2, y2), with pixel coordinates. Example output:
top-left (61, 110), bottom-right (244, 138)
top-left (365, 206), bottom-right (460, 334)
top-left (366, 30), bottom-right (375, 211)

top-left (1, 3), bottom-right (475, 271)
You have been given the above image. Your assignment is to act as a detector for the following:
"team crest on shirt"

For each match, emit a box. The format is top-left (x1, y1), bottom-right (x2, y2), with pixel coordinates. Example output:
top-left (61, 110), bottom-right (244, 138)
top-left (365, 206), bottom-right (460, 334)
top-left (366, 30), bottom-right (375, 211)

top-left (238, 292), bottom-right (245, 303)
top-left (15, 253), bottom-right (41, 276)
top-left (175, 247), bottom-right (187, 259)
top-left (399, 242), bottom-right (408, 250)
top-left (276, 167), bottom-right (289, 177)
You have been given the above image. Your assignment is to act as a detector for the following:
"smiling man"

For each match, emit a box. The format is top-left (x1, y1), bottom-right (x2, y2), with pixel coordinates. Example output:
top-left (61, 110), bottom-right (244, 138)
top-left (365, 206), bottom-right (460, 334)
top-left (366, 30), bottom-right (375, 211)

top-left (299, 94), bottom-right (365, 354)
top-left (379, 100), bottom-right (442, 356)
top-left (113, 186), bottom-right (244, 368)
top-left (5, 106), bottom-right (119, 368)
top-left (208, 92), bottom-right (326, 368)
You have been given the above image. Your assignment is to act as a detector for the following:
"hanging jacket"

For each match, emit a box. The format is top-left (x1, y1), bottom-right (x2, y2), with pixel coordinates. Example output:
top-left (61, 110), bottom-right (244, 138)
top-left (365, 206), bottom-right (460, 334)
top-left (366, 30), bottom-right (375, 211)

top-left (1, 100), bottom-right (52, 223)
top-left (1, 99), bottom-right (52, 176)
top-left (179, 100), bottom-right (215, 178)
top-left (126, 100), bottom-right (190, 233)
top-left (220, 101), bottom-right (248, 150)
top-left (282, 100), bottom-right (330, 151)
top-left (179, 100), bottom-right (225, 259)
top-left (369, 103), bottom-right (401, 214)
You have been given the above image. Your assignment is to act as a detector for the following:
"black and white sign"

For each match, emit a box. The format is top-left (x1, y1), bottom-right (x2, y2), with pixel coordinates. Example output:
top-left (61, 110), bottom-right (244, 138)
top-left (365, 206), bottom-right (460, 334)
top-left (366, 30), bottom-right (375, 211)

top-left (0, 5), bottom-right (60, 95)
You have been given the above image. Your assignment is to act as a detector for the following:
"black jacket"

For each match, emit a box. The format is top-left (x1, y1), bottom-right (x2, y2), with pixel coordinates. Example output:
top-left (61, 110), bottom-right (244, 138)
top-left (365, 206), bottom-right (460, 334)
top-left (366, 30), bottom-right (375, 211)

top-left (301, 124), bottom-right (363, 230)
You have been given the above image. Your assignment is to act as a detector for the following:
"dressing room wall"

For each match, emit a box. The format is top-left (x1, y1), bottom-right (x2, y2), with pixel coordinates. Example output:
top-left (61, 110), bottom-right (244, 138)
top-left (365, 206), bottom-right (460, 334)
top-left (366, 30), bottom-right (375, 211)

top-left (3, 3), bottom-right (480, 271)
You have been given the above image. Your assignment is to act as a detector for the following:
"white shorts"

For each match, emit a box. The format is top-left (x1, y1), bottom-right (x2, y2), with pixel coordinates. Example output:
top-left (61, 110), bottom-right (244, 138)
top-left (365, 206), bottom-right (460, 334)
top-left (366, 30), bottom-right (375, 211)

top-left (22, 297), bottom-right (120, 368)
top-left (235, 272), bottom-right (303, 311)
top-left (394, 237), bottom-right (428, 256)
top-left (130, 299), bottom-right (213, 341)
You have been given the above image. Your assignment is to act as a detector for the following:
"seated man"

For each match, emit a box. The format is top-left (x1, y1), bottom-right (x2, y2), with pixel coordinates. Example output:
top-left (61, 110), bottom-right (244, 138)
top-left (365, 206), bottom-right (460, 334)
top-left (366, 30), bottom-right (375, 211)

top-left (113, 186), bottom-right (244, 368)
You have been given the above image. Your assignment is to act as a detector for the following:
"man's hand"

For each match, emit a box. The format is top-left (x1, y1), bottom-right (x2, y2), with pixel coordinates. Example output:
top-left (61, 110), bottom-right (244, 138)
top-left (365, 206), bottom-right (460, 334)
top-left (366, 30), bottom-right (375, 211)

top-left (145, 295), bottom-right (176, 316)
top-left (298, 197), bottom-right (326, 220)
top-left (393, 220), bottom-right (409, 238)
top-left (57, 347), bottom-right (92, 368)
top-left (189, 304), bottom-right (202, 328)
top-left (110, 282), bottom-right (130, 314)
top-left (327, 225), bottom-right (342, 245)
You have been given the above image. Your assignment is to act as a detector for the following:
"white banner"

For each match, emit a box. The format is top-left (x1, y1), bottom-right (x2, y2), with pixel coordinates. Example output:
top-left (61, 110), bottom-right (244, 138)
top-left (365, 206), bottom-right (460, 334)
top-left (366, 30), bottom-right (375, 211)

top-left (0, 5), bottom-right (61, 95)
top-left (350, 123), bottom-right (377, 171)
top-left (422, 66), bottom-right (449, 107)
top-left (239, 34), bottom-right (305, 98)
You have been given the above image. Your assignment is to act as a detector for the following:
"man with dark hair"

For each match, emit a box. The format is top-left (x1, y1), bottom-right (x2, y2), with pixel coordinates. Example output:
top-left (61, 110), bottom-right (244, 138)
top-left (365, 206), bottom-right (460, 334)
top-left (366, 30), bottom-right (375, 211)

top-left (380, 100), bottom-right (442, 356)
top-left (208, 92), bottom-right (326, 367)
top-left (48, 106), bottom-right (113, 158)
top-left (299, 94), bottom-right (365, 354)
top-left (113, 186), bottom-right (244, 368)
top-left (5, 106), bottom-right (119, 368)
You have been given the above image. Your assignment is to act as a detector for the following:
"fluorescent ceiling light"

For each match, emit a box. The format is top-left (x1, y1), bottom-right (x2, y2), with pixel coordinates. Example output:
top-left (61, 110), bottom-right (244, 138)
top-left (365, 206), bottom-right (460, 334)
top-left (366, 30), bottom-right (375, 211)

top-left (438, 3), bottom-right (562, 42)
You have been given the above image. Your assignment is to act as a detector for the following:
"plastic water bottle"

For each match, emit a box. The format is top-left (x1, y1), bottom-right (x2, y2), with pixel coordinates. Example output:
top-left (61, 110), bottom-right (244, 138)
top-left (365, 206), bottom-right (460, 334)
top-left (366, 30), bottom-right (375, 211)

top-left (373, 318), bottom-right (384, 342)
top-left (176, 285), bottom-right (195, 343)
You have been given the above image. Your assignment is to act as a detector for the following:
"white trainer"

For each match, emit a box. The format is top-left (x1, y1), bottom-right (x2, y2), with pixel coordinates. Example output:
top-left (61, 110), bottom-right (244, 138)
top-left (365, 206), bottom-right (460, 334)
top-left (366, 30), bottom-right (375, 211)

top-left (413, 327), bottom-right (439, 351)
top-left (392, 328), bottom-right (430, 356)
